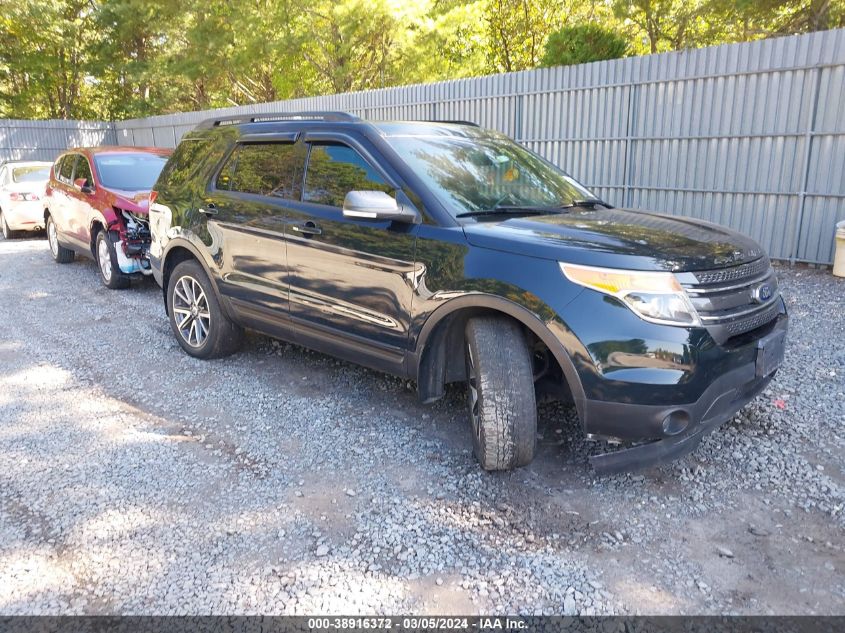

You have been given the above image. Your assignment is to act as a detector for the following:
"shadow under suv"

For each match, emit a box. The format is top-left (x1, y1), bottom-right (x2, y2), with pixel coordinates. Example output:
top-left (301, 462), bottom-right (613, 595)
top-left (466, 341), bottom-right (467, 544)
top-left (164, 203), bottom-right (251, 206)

top-left (149, 112), bottom-right (788, 474)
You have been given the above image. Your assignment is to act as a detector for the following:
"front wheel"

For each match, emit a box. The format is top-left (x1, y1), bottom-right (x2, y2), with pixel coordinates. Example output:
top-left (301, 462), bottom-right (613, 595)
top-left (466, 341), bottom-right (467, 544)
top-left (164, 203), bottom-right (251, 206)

top-left (46, 215), bottom-right (74, 263)
top-left (96, 230), bottom-right (130, 289)
top-left (167, 259), bottom-right (243, 359)
top-left (465, 316), bottom-right (537, 471)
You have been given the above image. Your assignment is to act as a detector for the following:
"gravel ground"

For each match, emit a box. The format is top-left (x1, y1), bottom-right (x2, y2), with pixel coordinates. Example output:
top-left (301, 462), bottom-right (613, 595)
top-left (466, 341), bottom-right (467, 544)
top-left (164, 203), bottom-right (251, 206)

top-left (0, 235), bottom-right (843, 616)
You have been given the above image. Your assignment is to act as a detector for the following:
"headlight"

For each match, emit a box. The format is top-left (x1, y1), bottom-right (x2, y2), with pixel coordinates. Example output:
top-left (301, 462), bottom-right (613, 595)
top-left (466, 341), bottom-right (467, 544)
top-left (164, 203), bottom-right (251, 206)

top-left (560, 263), bottom-right (700, 326)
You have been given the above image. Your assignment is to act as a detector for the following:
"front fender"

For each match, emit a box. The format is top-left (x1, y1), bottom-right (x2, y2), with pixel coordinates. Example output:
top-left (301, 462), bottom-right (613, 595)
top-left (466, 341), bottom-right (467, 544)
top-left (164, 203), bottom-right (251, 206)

top-left (159, 233), bottom-right (231, 320)
top-left (411, 291), bottom-right (589, 422)
top-left (87, 209), bottom-right (113, 253)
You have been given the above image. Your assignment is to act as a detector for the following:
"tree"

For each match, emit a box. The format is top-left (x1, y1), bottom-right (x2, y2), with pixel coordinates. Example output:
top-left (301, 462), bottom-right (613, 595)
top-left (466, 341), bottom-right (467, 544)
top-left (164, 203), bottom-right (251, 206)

top-left (293, 0), bottom-right (409, 94)
top-left (541, 23), bottom-right (629, 67)
top-left (1, 0), bottom-right (842, 120)
top-left (613, 0), bottom-right (710, 53)
top-left (0, 0), bottom-right (99, 119)
top-left (92, 0), bottom-right (186, 119)
top-left (484, 0), bottom-right (564, 72)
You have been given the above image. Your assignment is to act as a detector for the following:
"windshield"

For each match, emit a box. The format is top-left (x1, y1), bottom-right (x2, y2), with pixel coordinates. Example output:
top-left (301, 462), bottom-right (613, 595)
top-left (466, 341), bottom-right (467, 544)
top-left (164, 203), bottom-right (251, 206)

top-left (94, 153), bottom-right (168, 190)
top-left (385, 133), bottom-right (595, 217)
top-left (12, 166), bottom-right (51, 183)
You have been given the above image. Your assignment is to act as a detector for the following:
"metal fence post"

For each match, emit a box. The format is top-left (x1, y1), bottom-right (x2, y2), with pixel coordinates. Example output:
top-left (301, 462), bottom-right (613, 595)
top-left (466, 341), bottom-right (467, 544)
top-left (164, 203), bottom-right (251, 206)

top-left (791, 66), bottom-right (824, 264)
top-left (621, 82), bottom-right (637, 208)
top-left (515, 94), bottom-right (524, 142)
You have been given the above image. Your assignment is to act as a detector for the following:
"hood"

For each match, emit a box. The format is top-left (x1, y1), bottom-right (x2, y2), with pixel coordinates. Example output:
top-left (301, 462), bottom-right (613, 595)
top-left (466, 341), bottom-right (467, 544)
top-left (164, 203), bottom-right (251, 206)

top-left (461, 208), bottom-right (764, 272)
top-left (103, 188), bottom-right (151, 214)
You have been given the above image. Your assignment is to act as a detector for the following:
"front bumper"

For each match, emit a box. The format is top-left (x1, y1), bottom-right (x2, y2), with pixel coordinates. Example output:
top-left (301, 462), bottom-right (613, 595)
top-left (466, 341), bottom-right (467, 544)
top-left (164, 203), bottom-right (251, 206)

top-left (584, 315), bottom-right (788, 475)
top-left (3, 200), bottom-right (44, 230)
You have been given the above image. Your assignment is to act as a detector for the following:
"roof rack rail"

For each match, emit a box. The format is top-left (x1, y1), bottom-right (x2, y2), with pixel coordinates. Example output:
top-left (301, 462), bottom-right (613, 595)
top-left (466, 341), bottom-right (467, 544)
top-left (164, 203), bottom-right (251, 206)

top-left (196, 111), bottom-right (360, 129)
top-left (425, 120), bottom-right (480, 127)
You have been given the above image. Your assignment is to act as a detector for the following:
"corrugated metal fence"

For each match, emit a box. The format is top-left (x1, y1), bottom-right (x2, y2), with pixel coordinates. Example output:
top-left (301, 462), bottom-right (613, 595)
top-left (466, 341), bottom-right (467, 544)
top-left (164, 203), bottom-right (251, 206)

top-left (4, 29), bottom-right (845, 263)
top-left (0, 119), bottom-right (115, 163)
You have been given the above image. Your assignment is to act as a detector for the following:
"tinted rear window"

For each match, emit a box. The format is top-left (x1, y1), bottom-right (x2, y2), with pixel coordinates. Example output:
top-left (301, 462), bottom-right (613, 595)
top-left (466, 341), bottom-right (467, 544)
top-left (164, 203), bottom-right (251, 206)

top-left (12, 166), bottom-right (51, 183)
top-left (218, 143), bottom-right (303, 198)
top-left (94, 153), bottom-right (168, 190)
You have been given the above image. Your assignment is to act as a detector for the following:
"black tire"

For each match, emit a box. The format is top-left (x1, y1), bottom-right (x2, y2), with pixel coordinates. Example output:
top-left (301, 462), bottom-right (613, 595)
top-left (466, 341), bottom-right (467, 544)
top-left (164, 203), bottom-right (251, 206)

top-left (167, 259), bottom-right (243, 359)
top-left (465, 316), bottom-right (537, 470)
top-left (95, 230), bottom-right (131, 289)
top-left (1, 210), bottom-right (18, 240)
top-left (46, 215), bottom-right (74, 263)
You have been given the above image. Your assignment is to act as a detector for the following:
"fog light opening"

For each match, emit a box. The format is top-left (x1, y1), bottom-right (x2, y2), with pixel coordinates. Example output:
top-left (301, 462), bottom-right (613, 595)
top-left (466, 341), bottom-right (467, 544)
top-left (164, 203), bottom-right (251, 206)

top-left (662, 410), bottom-right (690, 436)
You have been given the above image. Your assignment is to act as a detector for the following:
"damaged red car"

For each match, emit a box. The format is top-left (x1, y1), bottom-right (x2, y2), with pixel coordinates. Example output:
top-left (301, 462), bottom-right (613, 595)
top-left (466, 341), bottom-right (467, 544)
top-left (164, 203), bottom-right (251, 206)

top-left (44, 147), bottom-right (172, 288)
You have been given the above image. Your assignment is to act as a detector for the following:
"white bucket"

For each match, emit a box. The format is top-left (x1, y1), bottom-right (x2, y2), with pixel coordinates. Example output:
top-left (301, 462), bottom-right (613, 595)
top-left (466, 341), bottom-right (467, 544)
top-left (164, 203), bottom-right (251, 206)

top-left (834, 220), bottom-right (845, 278)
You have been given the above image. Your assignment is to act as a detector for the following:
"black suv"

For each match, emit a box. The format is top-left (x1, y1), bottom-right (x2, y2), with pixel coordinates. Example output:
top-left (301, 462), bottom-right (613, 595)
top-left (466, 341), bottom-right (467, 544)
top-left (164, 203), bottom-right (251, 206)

top-left (149, 112), bottom-right (788, 474)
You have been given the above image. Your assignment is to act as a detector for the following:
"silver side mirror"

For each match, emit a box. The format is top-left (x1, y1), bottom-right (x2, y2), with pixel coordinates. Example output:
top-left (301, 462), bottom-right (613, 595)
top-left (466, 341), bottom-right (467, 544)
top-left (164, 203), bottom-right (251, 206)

top-left (342, 190), bottom-right (419, 224)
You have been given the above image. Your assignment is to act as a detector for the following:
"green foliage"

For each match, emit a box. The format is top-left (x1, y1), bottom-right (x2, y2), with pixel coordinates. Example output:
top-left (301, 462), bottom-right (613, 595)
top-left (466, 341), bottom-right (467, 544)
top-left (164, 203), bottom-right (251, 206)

top-left (541, 23), bottom-right (629, 67)
top-left (1, 0), bottom-right (842, 120)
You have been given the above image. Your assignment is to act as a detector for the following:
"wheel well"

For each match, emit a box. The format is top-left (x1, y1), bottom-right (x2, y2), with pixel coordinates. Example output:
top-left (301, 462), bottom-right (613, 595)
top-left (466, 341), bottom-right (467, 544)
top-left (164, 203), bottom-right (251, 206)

top-left (161, 246), bottom-right (197, 312)
top-left (416, 307), bottom-right (572, 405)
top-left (89, 221), bottom-right (104, 257)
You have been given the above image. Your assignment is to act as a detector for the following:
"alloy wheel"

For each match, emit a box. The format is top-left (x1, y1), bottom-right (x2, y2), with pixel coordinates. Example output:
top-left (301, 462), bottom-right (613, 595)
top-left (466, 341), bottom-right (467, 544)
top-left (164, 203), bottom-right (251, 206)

top-left (97, 236), bottom-right (112, 282)
top-left (172, 275), bottom-right (211, 348)
top-left (48, 220), bottom-right (58, 256)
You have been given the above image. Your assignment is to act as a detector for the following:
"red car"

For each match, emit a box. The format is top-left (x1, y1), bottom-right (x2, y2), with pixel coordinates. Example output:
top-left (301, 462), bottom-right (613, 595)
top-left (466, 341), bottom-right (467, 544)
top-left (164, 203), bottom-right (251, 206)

top-left (44, 146), bottom-right (172, 288)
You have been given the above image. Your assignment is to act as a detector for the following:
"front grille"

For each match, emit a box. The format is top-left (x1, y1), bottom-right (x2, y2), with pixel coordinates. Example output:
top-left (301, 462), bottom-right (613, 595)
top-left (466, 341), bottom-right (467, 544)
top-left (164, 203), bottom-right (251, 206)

top-left (690, 257), bottom-right (770, 285)
top-left (723, 300), bottom-right (781, 337)
top-left (677, 257), bottom-right (781, 343)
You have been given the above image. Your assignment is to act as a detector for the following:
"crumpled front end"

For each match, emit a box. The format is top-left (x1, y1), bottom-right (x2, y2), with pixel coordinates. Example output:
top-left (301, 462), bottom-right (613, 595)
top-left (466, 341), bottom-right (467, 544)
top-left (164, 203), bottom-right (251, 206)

top-left (111, 208), bottom-right (153, 276)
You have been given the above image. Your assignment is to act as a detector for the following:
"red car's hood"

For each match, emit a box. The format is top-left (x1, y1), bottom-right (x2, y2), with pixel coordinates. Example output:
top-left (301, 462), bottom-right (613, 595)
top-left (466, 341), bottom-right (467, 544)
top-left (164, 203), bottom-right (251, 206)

top-left (103, 188), bottom-right (152, 214)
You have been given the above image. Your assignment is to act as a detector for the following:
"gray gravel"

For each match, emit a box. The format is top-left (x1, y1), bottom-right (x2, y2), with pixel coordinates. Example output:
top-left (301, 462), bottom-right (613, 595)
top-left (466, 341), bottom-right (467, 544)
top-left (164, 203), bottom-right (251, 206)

top-left (0, 237), bottom-right (843, 615)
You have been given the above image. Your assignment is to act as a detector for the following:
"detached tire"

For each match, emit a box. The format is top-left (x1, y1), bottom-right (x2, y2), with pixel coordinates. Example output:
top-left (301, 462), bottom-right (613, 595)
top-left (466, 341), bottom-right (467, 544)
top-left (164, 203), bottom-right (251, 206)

top-left (96, 230), bottom-right (131, 290)
top-left (167, 259), bottom-right (243, 359)
top-left (46, 215), bottom-right (74, 263)
top-left (465, 316), bottom-right (537, 470)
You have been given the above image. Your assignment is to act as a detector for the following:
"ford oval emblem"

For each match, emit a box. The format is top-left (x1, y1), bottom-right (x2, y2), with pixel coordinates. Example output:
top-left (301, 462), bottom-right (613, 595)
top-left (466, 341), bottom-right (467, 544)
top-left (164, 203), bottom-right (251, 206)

top-left (752, 283), bottom-right (773, 303)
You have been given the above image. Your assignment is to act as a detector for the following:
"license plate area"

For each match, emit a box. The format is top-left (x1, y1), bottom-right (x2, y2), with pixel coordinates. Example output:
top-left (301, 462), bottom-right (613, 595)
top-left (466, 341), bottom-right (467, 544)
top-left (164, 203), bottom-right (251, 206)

top-left (756, 328), bottom-right (786, 377)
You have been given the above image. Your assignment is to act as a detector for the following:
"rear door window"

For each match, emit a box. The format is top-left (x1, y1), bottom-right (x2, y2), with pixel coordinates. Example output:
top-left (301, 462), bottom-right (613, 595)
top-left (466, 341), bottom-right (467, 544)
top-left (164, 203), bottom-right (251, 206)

top-left (303, 143), bottom-right (392, 208)
top-left (221, 142), bottom-right (303, 199)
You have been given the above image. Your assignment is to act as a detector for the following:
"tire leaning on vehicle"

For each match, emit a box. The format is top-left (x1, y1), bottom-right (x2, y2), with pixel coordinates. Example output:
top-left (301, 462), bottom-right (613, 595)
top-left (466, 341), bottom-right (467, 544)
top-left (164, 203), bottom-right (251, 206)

top-left (95, 230), bottom-right (131, 290)
top-left (464, 316), bottom-right (537, 470)
top-left (167, 259), bottom-right (244, 359)
top-left (46, 215), bottom-right (74, 263)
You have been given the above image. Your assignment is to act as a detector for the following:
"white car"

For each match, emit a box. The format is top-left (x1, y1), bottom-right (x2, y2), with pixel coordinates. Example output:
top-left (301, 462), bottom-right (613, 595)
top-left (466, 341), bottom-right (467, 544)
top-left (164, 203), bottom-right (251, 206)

top-left (0, 160), bottom-right (53, 238)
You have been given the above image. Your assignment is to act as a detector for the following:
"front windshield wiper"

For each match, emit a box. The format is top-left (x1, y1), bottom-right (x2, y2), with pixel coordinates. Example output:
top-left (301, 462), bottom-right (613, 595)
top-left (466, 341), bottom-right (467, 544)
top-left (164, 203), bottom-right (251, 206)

top-left (558, 198), bottom-right (613, 209)
top-left (455, 205), bottom-right (566, 218)
top-left (456, 199), bottom-right (612, 218)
